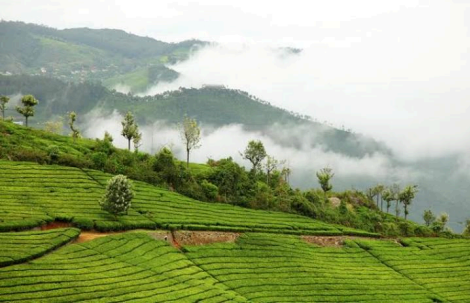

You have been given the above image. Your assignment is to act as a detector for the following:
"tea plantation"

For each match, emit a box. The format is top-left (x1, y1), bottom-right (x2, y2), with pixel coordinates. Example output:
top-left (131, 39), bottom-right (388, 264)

top-left (0, 160), bottom-right (375, 236)
top-left (0, 228), bottom-right (79, 267)
top-left (1, 160), bottom-right (469, 302)
top-left (0, 230), bottom-right (469, 302)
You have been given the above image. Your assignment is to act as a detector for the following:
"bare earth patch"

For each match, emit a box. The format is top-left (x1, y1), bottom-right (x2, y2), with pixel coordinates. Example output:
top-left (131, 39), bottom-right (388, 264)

top-left (173, 231), bottom-right (240, 246)
top-left (75, 232), bottom-right (123, 243)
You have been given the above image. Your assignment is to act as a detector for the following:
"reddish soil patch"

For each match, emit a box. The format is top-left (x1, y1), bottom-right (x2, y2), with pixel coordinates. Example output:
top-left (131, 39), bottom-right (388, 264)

top-left (75, 232), bottom-right (123, 243)
top-left (173, 231), bottom-right (240, 246)
top-left (40, 222), bottom-right (73, 230)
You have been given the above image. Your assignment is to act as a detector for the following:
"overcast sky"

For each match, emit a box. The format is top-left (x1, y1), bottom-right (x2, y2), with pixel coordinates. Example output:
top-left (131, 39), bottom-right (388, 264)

top-left (2, 0), bottom-right (470, 162)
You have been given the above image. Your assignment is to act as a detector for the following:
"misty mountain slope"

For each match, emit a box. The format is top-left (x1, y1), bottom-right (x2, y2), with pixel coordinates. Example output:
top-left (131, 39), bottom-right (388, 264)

top-left (0, 21), bottom-right (206, 92)
top-left (0, 74), bottom-right (388, 157)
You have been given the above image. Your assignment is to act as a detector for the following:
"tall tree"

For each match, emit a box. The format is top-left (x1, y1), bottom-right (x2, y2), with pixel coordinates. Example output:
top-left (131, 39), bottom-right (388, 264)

top-left (242, 140), bottom-right (267, 172)
top-left (68, 111), bottom-right (81, 143)
top-left (16, 95), bottom-right (38, 127)
top-left (179, 116), bottom-right (201, 168)
top-left (398, 185), bottom-right (418, 220)
top-left (316, 167), bottom-right (334, 201)
top-left (264, 155), bottom-right (285, 184)
top-left (0, 95), bottom-right (9, 120)
top-left (121, 111), bottom-right (140, 151)
top-left (382, 188), bottom-right (394, 214)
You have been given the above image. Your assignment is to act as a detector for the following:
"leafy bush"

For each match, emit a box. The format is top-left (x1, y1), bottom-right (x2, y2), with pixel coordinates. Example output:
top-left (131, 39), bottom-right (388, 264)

top-left (99, 174), bottom-right (135, 217)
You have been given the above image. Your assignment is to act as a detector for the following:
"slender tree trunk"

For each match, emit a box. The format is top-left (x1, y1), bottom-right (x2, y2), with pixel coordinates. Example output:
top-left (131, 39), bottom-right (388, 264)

top-left (386, 203), bottom-right (390, 214)
top-left (25, 116), bottom-right (28, 127)
top-left (2, 109), bottom-right (4, 120)
top-left (376, 195), bottom-right (379, 208)
top-left (186, 148), bottom-right (190, 168)
top-left (128, 138), bottom-right (131, 151)
top-left (404, 204), bottom-right (408, 220)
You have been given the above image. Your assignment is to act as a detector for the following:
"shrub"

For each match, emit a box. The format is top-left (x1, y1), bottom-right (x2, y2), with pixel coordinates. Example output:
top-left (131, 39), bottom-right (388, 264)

top-left (91, 152), bottom-right (107, 170)
top-left (47, 145), bottom-right (60, 162)
top-left (99, 175), bottom-right (135, 217)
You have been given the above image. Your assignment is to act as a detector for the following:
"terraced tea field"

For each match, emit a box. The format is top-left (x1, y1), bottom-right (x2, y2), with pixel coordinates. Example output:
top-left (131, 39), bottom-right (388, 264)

top-left (0, 230), bottom-right (468, 302)
top-left (0, 232), bottom-right (246, 302)
top-left (0, 228), bottom-right (79, 267)
top-left (356, 237), bottom-right (470, 303)
top-left (184, 234), bottom-right (445, 302)
top-left (0, 160), bottom-right (376, 236)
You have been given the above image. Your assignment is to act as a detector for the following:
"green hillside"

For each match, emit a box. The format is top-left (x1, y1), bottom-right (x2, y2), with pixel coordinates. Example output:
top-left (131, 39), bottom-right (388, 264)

top-left (0, 159), bottom-right (374, 236)
top-left (0, 120), bottom-right (441, 237)
top-left (0, 231), bottom-right (468, 302)
top-left (0, 21), bottom-right (206, 92)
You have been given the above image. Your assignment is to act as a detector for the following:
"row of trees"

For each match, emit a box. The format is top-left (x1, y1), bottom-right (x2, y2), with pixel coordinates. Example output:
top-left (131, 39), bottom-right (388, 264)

top-left (120, 111), bottom-right (200, 168)
top-left (367, 184), bottom-right (418, 220)
top-left (0, 94), bottom-right (39, 127)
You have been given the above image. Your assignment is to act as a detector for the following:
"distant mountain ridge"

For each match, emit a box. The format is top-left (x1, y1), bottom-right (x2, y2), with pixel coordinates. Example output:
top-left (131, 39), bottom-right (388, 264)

top-left (0, 21), bottom-right (208, 92)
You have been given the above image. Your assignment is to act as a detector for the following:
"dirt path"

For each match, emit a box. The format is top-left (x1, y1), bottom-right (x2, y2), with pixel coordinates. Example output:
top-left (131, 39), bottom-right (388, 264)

top-left (35, 221), bottom-right (385, 248)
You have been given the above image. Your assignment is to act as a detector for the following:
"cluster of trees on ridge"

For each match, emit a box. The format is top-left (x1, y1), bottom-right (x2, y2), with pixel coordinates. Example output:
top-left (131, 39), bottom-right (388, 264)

top-left (1, 93), bottom-right (469, 237)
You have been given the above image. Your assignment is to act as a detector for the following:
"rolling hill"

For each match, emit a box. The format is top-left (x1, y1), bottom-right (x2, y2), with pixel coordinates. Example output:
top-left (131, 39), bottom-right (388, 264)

top-left (0, 21), bottom-right (207, 92)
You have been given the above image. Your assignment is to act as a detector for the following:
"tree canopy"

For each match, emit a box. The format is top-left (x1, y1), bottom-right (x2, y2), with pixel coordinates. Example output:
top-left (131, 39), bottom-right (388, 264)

top-left (243, 140), bottom-right (267, 172)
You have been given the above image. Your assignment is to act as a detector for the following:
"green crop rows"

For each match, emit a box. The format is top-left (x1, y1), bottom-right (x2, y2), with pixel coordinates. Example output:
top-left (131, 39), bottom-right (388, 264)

top-left (184, 233), bottom-right (446, 302)
top-left (0, 160), bottom-right (376, 236)
top-left (0, 232), bottom-right (246, 302)
top-left (0, 230), bottom-right (469, 302)
top-left (356, 237), bottom-right (470, 303)
top-left (0, 228), bottom-right (79, 267)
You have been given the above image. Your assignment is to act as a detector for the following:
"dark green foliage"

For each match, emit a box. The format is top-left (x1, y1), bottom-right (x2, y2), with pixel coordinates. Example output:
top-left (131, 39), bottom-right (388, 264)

top-left (201, 180), bottom-right (218, 200)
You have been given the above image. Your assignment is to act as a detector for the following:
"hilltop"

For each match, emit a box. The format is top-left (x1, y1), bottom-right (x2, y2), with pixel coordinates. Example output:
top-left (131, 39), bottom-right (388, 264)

top-left (0, 21), bottom-right (207, 92)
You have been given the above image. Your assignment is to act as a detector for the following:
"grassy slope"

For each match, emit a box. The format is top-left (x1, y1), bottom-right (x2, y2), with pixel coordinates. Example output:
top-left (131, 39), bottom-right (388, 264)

top-left (0, 160), bottom-right (374, 236)
top-left (1, 231), bottom-right (468, 302)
